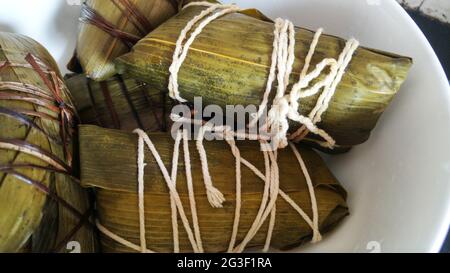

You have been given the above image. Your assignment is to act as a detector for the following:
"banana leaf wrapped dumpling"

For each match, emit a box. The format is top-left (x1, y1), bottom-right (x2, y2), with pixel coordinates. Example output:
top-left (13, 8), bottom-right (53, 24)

top-left (0, 33), bottom-right (96, 252)
top-left (115, 4), bottom-right (413, 153)
top-left (79, 125), bottom-right (348, 253)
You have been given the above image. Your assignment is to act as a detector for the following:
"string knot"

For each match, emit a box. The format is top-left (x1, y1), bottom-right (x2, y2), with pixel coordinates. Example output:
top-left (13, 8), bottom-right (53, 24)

top-left (205, 186), bottom-right (226, 208)
top-left (266, 97), bottom-right (291, 149)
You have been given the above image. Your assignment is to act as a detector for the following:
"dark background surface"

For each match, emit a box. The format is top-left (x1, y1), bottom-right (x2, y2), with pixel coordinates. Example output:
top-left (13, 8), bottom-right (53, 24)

top-left (405, 9), bottom-right (449, 253)
top-left (408, 10), bottom-right (450, 79)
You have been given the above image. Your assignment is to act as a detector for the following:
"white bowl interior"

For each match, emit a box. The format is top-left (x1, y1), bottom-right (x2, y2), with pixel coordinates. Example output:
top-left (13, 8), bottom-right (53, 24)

top-left (1, 0), bottom-right (449, 252)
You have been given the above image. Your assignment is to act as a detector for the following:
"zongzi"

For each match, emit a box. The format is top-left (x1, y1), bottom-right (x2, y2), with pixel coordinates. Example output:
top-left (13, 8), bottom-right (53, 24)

top-left (79, 125), bottom-right (348, 253)
top-left (115, 4), bottom-right (413, 153)
top-left (0, 32), bottom-right (96, 253)
top-left (65, 73), bottom-right (171, 132)
top-left (70, 0), bottom-right (195, 81)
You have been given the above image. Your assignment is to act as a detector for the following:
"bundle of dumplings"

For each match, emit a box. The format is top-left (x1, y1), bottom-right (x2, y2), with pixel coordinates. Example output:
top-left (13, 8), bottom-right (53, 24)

top-left (0, 0), bottom-right (412, 253)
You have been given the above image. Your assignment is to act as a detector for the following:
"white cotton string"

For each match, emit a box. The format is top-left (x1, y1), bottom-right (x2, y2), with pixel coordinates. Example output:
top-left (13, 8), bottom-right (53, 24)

top-left (168, 3), bottom-right (241, 102)
top-left (231, 149), bottom-right (272, 253)
top-left (249, 18), bottom-right (283, 129)
top-left (289, 142), bottom-right (321, 242)
top-left (96, 220), bottom-right (154, 253)
top-left (133, 129), bottom-right (201, 253)
top-left (169, 131), bottom-right (182, 253)
top-left (248, 22), bottom-right (359, 149)
top-left (182, 1), bottom-right (217, 9)
top-left (252, 150), bottom-right (281, 249)
top-left (196, 124), bottom-right (226, 208)
top-left (312, 38), bottom-right (360, 124)
top-left (225, 129), bottom-right (242, 253)
top-left (264, 203), bottom-right (277, 252)
top-left (172, 115), bottom-right (280, 253)
top-left (290, 38), bottom-right (360, 143)
top-left (263, 151), bottom-right (278, 252)
top-left (171, 114), bottom-right (273, 142)
top-left (232, 145), bottom-right (279, 253)
top-left (182, 129), bottom-right (204, 252)
top-left (137, 133), bottom-right (147, 252)
top-left (238, 155), bottom-right (316, 232)
top-left (300, 28), bottom-right (323, 79)
top-left (169, 118), bottom-right (288, 253)
top-left (271, 19), bottom-right (297, 148)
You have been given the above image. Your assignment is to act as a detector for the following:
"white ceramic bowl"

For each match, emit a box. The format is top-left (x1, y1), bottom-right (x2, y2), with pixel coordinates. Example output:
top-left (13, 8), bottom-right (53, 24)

top-left (1, 0), bottom-right (449, 252)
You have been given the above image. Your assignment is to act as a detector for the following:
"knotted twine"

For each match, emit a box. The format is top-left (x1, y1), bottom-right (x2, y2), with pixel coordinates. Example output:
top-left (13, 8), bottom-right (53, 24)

top-left (96, 1), bottom-right (359, 253)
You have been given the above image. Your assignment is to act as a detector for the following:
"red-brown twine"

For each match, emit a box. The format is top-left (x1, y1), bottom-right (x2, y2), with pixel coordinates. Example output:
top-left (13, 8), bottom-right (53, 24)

top-left (99, 81), bottom-right (122, 129)
top-left (79, 0), bottom-right (180, 48)
top-left (79, 0), bottom-right (159, 49)
top-left (80, 4), bottom-right (140, 48)
top-left (111, 0), bottom-right (154, 35)
top-left (85, 77), bottom-right (166, 131)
